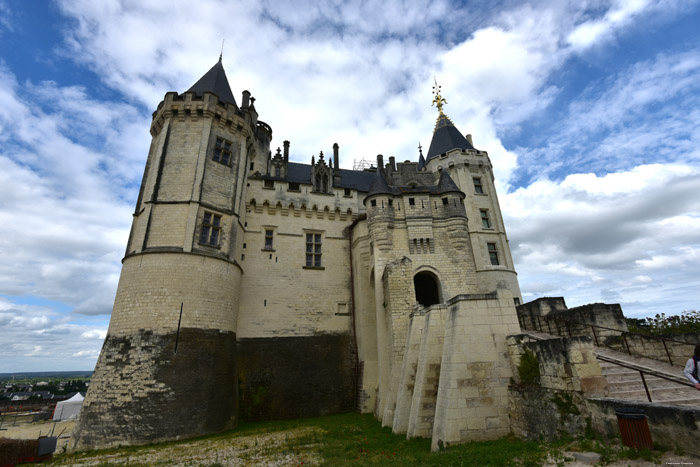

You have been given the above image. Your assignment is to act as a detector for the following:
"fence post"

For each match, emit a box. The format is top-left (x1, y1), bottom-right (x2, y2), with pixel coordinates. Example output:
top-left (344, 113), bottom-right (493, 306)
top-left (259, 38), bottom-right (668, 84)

top-left (639, 372), bottom-right (652, 402)
top-left (591, 326), bottom-right (599, 346)
top-left (661, 339), bottom-right (673, 365)
top-left (623, 333), bottom-right (631, 355)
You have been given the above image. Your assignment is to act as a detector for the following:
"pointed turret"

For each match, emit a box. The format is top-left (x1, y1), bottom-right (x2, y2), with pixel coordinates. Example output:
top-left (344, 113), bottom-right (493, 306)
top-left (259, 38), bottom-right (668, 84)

top-left (417, 142), bottom-right (426, 171)
top-left (367, 167), bottom-right (393, 197)
top-left (426, 81), bottom-right (474, 161)
top-left (436, 169), bottom-right (461, 194)
top-left (186, 59), bottom-right (238, 108)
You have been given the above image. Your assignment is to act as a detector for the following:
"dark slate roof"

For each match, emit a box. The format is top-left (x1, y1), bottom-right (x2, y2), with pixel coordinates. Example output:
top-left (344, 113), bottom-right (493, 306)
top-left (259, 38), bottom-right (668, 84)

top-left (266, 162), bottom-right (376, 192)
top-left (426, 113), bottom-right (474, 161)
top-left (436, 170), bottom-right (461, 194)
top-left (186, 60), bottom-right (238, 108)
top-left (367, 170), bottom-right (393, 196)
top-left (417, 152), bottom-right (426, 171)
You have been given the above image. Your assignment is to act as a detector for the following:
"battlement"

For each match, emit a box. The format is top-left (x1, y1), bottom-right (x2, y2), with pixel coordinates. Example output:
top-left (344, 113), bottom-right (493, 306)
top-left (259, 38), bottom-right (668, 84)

top-left (150, 91), bottom-right (256, 137)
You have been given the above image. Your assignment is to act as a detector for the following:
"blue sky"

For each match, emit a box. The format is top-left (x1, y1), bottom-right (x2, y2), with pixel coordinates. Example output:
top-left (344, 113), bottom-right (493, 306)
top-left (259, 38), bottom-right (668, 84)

top-left (1, 0), bottom-right (699, 372)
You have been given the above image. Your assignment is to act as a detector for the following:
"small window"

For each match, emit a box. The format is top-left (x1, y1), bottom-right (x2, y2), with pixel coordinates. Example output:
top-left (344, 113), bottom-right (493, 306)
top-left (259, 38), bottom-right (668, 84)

top-left (306, 233), bottom-right (322, 267)
top-left (263, 180), bottom-right (274, 189)
top-left (371, 200), bottom-right (377, 207)
top-left (409, 198), bottom-right (415, 206)
top-left (288, 182), bottom-right (300, 191)
top-left (344, 188), bottom-right (352, 197)
top-left (442, 197), bottom-right (449, 205)
top-left (487, 243), bottom-right (499, 265)
top-left (388, 199), bottom-right (393, 207)
top-left (275, 165), bottom-right (281, 177)
top-left (213, 137), bottom-right (232, 165)
top-left (199, 212), bottom-right (222, 247)
top-left (249, 162), bottom-right (254, 171)
top-left (264, 229), bottom-right (274, 250)
top-left (473, 177), bottom-right (483, 194)
top-left (514, 297), bottom-right (521, 306)
top-left (480, 210), bottom-right (491, 229)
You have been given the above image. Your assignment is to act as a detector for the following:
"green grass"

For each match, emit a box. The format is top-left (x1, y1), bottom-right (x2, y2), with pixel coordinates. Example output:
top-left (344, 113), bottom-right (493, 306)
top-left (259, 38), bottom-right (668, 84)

top-left (233, 413), bottom-right (548, 466)
top-left (47, 412), bottom-right (675, 466)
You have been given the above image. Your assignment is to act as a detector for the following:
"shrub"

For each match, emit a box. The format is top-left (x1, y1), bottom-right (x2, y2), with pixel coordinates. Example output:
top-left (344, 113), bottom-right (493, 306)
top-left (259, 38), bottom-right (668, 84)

top-left (518, 348), bottom-right (540, 384)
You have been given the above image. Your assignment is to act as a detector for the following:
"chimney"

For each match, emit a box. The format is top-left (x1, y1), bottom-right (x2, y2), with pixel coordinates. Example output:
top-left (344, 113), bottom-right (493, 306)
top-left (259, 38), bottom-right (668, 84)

top-left (242, 90), bottom-right (250, 108)
top-left (466, 134), bottom-right (473, 145)
top-left (333, 143), bottom-right (341, 185)
top-left (376, 154), bottom-right (384, 171)
top-left (388, 156), bottom-right (396, 173)
top-left (283, 140), bottom-right (290, 164)
top-left (333, 143), bottom-right (339, 172)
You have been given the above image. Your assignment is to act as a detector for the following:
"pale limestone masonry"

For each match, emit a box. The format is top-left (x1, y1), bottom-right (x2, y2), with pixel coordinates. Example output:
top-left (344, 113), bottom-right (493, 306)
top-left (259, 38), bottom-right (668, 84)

top-left (74, 61), bottom-right (526, 451)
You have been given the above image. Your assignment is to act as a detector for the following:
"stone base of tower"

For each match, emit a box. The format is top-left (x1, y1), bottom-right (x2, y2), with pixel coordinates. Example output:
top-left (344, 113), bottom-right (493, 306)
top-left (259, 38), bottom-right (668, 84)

top-left (236, 334), bottom-right (357, 421)
top-left (71, 328), bottom-right (237, 451)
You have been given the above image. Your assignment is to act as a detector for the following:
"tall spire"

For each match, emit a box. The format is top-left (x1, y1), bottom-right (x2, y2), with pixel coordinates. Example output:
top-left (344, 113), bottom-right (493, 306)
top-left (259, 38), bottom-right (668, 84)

top-left (425, 78), bottom-right (473, 162)
top-left (186, 60), bottom-right (238, 108)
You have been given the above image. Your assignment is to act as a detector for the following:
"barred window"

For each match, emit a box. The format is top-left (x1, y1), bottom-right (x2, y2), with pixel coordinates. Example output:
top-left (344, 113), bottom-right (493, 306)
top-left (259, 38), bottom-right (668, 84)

top-left (487, 242), bottom-right (499, 265)
top-left (480, 209), bottom-right (491, 229)
top-left (264, 229), bottom-right (274, 250)
top-left (473, 177), bottom-right (484, 194)
top-left (306, 233), bottom-right (322, 267)
top-left (213, 137), bottom-right (232, 165)
top-left (199, 212), bottom-right (221, 246)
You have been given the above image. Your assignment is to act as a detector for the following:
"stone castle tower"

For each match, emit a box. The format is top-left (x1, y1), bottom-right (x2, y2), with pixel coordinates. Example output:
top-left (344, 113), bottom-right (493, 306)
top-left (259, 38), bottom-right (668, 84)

top-left (72, 61), bottom-right (522, 451)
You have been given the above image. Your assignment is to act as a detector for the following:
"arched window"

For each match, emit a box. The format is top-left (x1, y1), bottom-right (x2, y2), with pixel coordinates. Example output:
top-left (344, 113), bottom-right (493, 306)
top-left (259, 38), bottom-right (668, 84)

top-left (414, 271), bottom-right (441, 306)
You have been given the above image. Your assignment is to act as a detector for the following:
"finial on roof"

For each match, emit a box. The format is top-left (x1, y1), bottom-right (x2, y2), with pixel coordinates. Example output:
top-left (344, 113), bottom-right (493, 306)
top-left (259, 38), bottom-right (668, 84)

top-left (219, 39), bottom-right (224, 62)
top-left (418, 142), bottom-right (423, 157)
top-left (432, 77), bottom-right (447, 115)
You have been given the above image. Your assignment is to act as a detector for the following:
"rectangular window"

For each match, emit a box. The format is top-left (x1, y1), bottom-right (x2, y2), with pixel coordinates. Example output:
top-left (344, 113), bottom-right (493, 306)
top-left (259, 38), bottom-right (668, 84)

top-left (442, 197), bottom-right (449, 205)
top-left (199, 212), bottom-right (221, 246)
top-left (249, 162), bottom-right (254, 171)
top-left (213, 137), bottom-right (232, 165)
top-left (306, 233), bottom-right (322, 267)
top-left (344, 188), bottom-right (352, 197)
top-left (487, 243), bottom-right (499, 265)
top-left (264, 229), bottom-right (274, 250)
top-left (370, 199), bottom-right (377, 207)
top-left (263, 179), bottom-right (274, 189)
top-left (473, 177), bottom-right (483, 194)
top-left (409, 198), bottom-right (415, 206)
top-left (480, 209), bottom-right (491, 228)
top-left (288, 182), bottom-right (300, 191)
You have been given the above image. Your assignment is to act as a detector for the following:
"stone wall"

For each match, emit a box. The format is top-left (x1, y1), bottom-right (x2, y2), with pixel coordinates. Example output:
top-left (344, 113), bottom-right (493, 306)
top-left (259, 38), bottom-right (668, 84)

top-left (507, 334), bottom-right (608, 394)
top-left (236, 334), bottom-right (356, 421)
top-left (431, 292), bottom-right (519, 449)
top-left (72, 328), bottom-right (238, 450)
top-left (604, 332), bottom-right (699, 367)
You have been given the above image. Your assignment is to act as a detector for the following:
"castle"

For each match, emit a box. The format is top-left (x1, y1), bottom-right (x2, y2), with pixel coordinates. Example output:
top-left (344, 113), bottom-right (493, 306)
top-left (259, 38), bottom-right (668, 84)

top-left (72, 59), bottom-right (524, 451)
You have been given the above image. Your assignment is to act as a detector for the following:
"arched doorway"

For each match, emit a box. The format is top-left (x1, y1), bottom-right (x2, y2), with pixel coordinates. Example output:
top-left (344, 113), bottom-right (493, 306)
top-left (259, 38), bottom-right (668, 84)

top-left (414, 271), bottom-right (441, 307)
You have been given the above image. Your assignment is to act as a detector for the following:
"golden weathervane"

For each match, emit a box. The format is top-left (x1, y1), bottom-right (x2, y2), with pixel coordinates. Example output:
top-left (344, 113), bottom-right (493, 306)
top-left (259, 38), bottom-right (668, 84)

top-left (432, 77), bottom-right (447, 114)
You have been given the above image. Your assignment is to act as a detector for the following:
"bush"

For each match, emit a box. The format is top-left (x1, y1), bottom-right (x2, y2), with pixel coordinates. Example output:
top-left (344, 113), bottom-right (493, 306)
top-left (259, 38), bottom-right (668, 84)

top-left (518, 348), bottom-right (540, 384)
top-left (627, 310), bottom-right (700, 335)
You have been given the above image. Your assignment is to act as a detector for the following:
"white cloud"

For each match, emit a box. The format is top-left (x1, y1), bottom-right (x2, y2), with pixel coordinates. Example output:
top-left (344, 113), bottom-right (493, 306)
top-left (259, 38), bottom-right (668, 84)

top-left (1, 0), bottom-right (699, 371)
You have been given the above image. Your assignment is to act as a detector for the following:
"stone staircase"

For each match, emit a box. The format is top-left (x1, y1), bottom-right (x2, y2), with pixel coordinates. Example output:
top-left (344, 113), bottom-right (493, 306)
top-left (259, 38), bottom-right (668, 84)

top-left (525, 330), bottom-right (700, 406)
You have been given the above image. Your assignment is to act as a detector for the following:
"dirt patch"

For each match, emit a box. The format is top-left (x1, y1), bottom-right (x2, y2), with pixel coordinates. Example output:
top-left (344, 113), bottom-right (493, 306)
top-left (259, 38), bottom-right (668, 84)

top-left (52, 427), bottom-right (323, 466)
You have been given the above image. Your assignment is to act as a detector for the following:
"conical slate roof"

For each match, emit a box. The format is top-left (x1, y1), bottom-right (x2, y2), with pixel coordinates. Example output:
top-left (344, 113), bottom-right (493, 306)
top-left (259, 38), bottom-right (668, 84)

top-left (426, 113), bottom-right (474, 161)
top-left (436, 170), bottom-right (461, 194)
top-left (186, 59), bottom-right (238, 108)
top-left (367, 169), bottom-right (393, 196)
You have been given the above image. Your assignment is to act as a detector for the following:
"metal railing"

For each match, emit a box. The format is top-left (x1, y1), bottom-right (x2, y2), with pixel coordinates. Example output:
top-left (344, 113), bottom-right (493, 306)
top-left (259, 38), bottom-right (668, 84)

top-left (596, 354), bottom-right (694, 403)
top-left (519, 313), bottom-right (697, 366)
top-left (525, 331), bottom-right (695, 403)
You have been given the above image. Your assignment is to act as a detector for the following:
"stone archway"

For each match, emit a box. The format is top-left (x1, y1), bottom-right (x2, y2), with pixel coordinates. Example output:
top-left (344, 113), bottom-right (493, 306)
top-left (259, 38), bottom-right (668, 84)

top-left (413, 271), bottom-right (441, 307)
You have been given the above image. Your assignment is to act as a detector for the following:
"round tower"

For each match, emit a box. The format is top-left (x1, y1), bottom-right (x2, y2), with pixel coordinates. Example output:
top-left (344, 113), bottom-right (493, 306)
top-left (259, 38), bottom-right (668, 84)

top-left (72, 60), bottom-right (269, 450)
